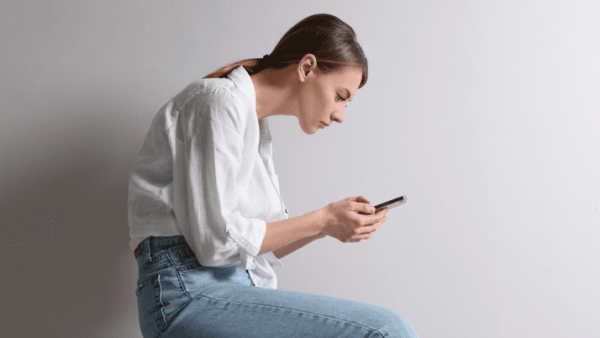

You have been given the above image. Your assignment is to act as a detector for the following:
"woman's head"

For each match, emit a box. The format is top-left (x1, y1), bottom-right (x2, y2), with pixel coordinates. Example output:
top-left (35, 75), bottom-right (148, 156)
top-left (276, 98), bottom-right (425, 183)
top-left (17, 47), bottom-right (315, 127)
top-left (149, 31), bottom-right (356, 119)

top-left (205, 14), bottom-right (367, 134)
top-left (204, 13), bottom-right (368, 88)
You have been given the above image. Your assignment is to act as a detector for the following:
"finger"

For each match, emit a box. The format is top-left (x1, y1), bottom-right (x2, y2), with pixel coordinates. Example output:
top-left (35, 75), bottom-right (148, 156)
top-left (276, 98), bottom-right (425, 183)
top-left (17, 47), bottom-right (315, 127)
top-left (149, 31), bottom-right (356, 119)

top-left (359, 212), bottom-right (387, 227)
top-left (363, 212), bottom-right (385, 224)
top-left (355, 221), bottom-right (382, 234)
top-left (350, 195), bottom-right (371, 205)
top-left (374, 206), bottom-right (389, 216)
top-left (374, 206), bottom-right (388, 213)
top-left (351, 201), bottom-right (375, 214)
top-left (350, 233), bottom-right (372, 241)
top-left (357, 195), bottom-right (370, 204)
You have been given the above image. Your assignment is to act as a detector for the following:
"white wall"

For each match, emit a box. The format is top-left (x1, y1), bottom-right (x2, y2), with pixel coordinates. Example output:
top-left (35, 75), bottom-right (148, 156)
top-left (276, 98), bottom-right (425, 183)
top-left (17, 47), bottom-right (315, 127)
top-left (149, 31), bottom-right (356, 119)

top-left (2, 1), bottom-right (599, 337)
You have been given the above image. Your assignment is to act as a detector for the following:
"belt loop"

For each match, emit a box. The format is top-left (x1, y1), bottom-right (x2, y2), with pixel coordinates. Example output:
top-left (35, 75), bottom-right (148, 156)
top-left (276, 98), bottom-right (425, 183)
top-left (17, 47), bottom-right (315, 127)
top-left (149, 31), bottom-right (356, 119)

top-left (145, 236), bottom-right (153, 263)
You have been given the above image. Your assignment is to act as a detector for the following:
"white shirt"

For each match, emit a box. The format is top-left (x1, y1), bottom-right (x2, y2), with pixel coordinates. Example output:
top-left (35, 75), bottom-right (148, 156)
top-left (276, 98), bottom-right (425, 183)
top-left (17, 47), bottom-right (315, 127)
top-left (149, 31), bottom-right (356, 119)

top-left (128, 66), bottom-right (288, 289)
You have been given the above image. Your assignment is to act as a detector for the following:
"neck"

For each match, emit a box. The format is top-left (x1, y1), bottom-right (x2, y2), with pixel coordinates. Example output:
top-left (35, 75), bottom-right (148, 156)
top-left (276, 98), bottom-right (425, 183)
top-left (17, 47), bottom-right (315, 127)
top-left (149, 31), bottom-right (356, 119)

top-left (250, 66), bottom-right (298, 122)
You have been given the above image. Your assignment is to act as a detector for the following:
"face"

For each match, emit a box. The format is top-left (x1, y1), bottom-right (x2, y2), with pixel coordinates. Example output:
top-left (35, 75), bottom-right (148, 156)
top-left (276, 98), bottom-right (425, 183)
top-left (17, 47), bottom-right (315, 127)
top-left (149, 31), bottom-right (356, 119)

top-left (295, 60), bottom-right (363, 134)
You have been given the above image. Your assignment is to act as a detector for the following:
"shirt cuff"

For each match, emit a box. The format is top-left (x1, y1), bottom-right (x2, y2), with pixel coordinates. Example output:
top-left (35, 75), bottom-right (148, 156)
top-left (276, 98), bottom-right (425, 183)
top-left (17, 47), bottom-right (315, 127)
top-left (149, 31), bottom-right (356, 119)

top-left (225, 217), bottom-right (267, 262)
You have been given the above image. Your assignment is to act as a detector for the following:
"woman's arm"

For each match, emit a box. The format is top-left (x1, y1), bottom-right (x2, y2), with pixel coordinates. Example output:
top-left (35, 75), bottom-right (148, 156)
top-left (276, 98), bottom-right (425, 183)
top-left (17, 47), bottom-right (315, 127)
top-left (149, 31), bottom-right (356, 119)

top-left (258, 208), bottom-right (326, 256)
top-left (258, 196), bottom-right (380, 258)
top-left (271, 232), bottom-right (327, 260)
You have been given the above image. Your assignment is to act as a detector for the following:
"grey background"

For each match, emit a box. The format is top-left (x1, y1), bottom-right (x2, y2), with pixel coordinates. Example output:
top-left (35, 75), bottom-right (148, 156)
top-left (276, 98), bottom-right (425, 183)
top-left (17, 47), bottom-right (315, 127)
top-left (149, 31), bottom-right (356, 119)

top-left (2, 0), bottom-right (599, 337)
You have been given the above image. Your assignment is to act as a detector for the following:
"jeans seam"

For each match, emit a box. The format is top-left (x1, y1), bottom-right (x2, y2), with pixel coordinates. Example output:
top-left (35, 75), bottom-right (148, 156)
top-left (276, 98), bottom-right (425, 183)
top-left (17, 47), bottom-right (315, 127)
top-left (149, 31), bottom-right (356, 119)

top-left (166, 249), bottom-right (192, 302)
top-left (156, 274), bottom-right (168, 332)
top-left (196, 293), bottom-right (385, 337)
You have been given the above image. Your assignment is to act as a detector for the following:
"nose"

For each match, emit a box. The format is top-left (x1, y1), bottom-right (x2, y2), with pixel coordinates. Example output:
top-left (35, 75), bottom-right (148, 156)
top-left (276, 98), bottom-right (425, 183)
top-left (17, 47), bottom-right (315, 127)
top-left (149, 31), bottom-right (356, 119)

top-left (331, 108), bottom-right (345, 124)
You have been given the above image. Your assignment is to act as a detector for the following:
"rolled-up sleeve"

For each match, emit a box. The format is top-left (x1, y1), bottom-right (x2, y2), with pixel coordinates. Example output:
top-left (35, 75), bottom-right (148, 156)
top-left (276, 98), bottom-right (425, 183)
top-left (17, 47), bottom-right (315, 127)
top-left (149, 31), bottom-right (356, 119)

top-left (172, 87), bottom-right (266, 270)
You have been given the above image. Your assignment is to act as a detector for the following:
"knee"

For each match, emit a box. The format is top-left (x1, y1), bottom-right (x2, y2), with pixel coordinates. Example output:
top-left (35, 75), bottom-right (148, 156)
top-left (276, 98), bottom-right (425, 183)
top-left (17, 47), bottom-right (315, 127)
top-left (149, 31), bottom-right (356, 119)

top-left (377, 308), bottom-right (418, 338)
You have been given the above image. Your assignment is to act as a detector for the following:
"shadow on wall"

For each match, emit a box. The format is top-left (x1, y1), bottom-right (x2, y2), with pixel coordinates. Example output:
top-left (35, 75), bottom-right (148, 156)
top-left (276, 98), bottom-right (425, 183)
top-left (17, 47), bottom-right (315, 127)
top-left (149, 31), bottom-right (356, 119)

top-left (2, 90), bottom-right (144, 337)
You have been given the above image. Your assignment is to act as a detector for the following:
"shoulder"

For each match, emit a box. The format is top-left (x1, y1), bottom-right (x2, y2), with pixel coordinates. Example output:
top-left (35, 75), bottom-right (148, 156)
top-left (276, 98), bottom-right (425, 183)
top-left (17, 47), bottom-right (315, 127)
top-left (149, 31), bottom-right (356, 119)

top-left (171, 78), bottom-right (251, 130)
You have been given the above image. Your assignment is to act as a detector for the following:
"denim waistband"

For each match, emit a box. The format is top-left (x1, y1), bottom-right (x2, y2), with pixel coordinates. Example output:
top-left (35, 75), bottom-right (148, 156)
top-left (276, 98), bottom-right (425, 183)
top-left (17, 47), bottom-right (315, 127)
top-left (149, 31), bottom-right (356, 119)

top-left (137, 235), bottom-right (188, 263)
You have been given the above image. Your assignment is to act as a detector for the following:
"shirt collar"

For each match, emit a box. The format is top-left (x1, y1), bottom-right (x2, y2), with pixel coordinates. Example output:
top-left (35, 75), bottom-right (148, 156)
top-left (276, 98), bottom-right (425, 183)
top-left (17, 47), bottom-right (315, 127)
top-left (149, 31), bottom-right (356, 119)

top-left (227, 65), bottom-right (257, 114)
top-left (227, 65), bottom-right (272, 143)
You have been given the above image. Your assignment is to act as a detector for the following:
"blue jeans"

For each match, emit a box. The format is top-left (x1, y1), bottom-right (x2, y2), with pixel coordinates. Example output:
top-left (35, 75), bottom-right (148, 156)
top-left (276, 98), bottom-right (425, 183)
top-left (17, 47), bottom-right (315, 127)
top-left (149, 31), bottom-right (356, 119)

top-left (135, 235), bottom-right (418, 338)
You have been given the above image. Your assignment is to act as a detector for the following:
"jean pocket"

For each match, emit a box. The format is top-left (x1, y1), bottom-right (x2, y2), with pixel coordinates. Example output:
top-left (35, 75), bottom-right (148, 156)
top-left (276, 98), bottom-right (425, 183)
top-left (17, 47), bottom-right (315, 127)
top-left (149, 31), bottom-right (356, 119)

top-left (137, 274), bottom-right (168, 338)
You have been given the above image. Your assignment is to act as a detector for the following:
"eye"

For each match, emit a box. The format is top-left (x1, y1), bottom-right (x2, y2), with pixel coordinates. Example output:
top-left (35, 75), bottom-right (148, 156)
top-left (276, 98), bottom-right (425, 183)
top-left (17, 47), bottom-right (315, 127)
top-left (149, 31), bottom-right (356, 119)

top-left (336, 94), bottom-right (348, 107)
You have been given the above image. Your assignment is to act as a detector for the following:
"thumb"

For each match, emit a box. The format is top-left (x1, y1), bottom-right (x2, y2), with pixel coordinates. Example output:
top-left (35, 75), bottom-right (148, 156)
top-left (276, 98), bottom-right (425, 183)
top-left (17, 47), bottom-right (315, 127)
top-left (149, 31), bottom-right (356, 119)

top-left (352, 195), bottom-right (371, 204)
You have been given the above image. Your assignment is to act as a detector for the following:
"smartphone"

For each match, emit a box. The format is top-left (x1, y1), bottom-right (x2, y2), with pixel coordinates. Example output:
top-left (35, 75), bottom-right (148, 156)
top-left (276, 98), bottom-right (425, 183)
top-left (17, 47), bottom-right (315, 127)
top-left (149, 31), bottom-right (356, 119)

top-left (374, 195), bottom-right (406, 211)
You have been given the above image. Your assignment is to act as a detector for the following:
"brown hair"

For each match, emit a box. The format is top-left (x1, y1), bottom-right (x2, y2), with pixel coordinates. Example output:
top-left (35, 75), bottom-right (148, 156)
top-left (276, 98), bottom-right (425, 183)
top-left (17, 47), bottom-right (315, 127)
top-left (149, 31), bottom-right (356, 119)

top-left (203, 13), bottom-right (368, 88)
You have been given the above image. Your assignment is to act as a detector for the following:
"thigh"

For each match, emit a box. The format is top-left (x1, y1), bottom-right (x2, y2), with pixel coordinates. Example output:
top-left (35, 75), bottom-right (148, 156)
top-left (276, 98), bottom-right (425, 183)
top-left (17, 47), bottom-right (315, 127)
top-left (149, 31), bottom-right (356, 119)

top-left (161, 282), bottom-right (418, 338)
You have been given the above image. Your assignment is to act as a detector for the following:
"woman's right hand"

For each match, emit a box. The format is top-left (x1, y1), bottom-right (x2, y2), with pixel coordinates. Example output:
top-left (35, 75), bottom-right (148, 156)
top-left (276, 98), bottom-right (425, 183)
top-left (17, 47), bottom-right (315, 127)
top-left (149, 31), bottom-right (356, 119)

top-left (321, 196), bottom-right (389, 243)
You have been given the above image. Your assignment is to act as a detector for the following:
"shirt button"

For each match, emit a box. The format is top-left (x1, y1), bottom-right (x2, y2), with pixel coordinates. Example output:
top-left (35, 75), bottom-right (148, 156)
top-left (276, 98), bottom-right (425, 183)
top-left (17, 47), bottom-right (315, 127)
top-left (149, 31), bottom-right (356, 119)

top-left (284, 208), bottom-right (288, 214)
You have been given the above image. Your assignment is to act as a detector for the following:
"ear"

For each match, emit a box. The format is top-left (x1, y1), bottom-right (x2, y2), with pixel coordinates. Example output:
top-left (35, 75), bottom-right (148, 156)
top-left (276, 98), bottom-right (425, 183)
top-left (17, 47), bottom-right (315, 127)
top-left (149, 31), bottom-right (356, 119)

top-left (297, 54), bottom-right (317, 82)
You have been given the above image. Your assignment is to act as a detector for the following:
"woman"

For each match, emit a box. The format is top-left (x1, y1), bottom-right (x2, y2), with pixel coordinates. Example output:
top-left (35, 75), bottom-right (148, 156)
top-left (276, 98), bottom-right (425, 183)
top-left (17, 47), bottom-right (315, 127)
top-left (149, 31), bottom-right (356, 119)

top-left (128, 13), bottom-right (418, 338)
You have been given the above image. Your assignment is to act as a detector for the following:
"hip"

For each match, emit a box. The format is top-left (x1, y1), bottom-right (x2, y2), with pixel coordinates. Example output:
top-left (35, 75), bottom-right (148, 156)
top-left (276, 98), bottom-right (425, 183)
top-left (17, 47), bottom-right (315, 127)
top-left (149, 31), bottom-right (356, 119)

top-left (135, 235), bottom-right (254, 337)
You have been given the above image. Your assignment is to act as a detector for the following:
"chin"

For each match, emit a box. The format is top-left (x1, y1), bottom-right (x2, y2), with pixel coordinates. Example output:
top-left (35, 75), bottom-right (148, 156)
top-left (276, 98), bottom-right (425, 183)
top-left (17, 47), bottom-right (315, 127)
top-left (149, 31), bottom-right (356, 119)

top-left (299, 120), bottom-right (319, 135)
top-left (305, 128), bottom-right (318, 135)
